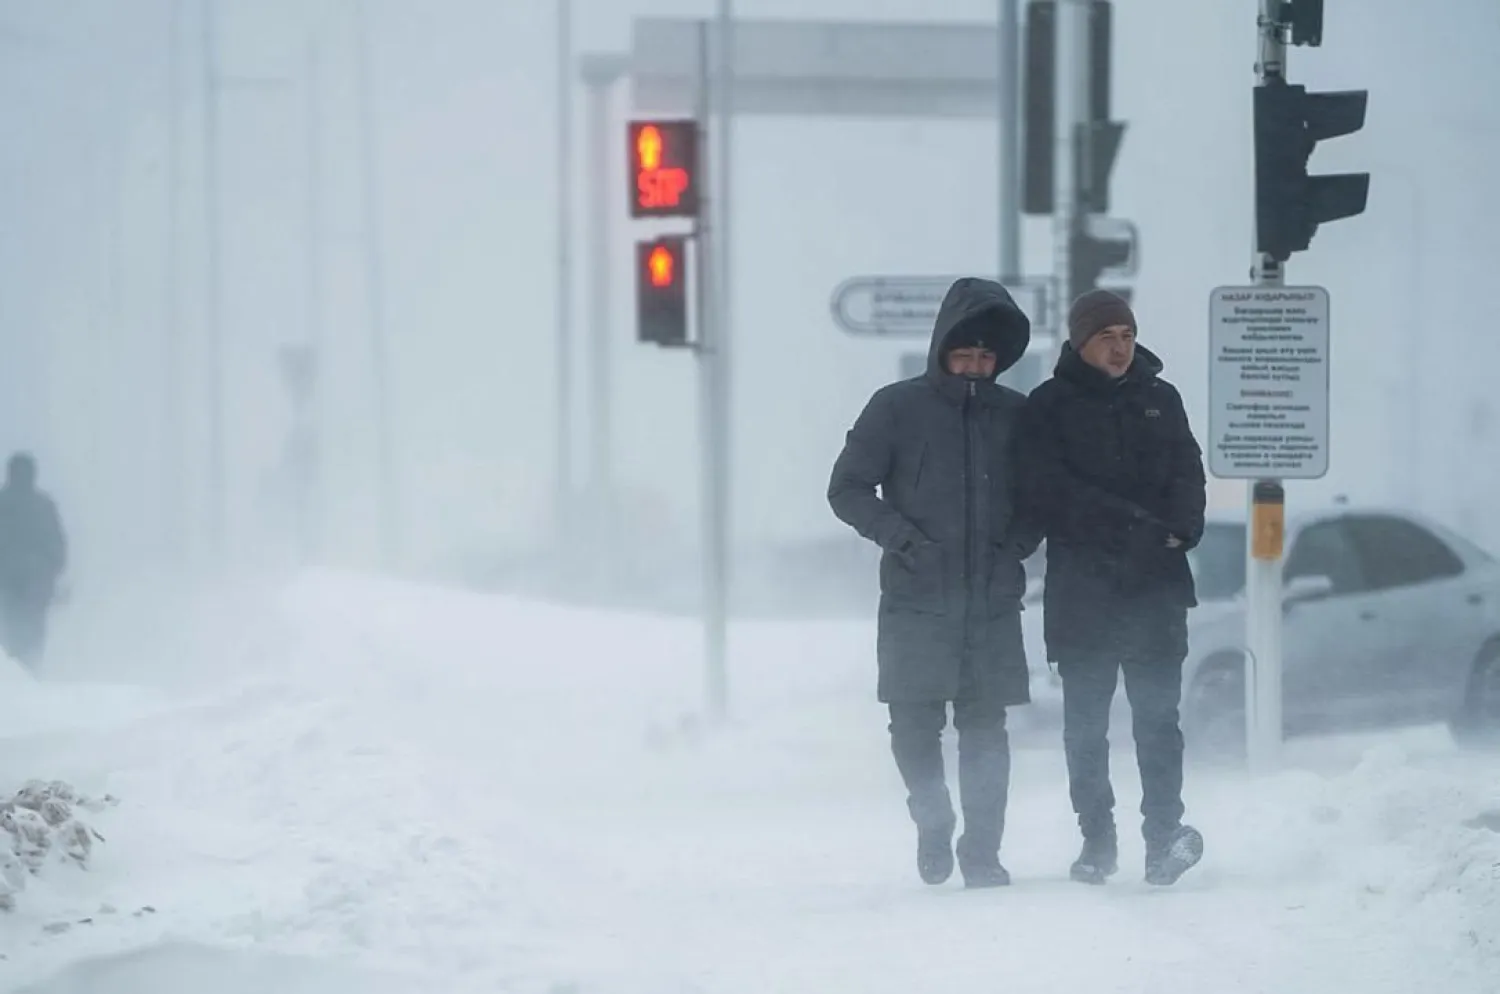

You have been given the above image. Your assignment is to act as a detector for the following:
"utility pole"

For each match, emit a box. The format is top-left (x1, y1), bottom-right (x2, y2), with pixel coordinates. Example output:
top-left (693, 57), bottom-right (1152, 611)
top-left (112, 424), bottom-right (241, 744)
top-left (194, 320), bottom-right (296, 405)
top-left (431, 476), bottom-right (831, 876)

top-left (584, 59), bottom-right (615, 532)
top-left (1050, 0), bottom-right (1088, 338)
top-left (996, 0), bottom-right (1021, 283)
top-left (578, 52), bottom-right (627, 551)
top-left (164, 0), bottom-right (185, 566)
top-left (301, 35), bottom-right (325, 563)
top-left (353, 0), bottom-right (400, 568)
top-left (200, 0), bottom-right (227, 567)
top-left (701, 0), bottom-right (734, 723)
top-left (554, 0), bottom-right (576, 530)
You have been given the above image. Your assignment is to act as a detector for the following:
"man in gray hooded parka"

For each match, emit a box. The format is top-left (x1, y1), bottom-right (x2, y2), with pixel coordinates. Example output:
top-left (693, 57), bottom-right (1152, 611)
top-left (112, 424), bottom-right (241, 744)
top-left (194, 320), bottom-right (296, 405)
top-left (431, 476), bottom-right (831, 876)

top-left (828, 278), bottom-right (1040, 888)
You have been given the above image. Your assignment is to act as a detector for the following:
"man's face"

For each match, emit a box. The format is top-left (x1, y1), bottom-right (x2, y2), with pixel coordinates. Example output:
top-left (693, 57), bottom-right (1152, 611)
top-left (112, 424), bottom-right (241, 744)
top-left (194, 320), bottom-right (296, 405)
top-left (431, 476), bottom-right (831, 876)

top-left (1079, 324), bottom-right (1135, 379)
top-left (946, 347), bottom-right (997, 379)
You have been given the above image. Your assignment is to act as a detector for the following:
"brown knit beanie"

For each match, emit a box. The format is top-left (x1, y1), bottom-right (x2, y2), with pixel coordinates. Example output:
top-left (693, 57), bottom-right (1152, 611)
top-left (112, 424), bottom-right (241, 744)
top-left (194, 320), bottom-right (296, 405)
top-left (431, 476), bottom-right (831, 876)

top-left (1067, 289), bottom-right (1136, 350)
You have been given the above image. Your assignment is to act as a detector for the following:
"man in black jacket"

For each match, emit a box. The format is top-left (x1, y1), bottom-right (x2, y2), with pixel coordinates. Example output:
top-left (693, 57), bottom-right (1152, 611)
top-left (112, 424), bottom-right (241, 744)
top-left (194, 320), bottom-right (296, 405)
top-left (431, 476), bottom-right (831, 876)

top-left (1018, 290), bottom-right (1207, 887)
top-left (828, 278), bottom-right (1039, 888)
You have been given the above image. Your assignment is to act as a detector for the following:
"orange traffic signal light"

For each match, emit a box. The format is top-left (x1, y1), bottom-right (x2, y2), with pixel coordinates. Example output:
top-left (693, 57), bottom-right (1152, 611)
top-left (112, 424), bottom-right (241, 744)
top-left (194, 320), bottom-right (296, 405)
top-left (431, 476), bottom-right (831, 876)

top-left (647, 244), bottom-right (675, 288)
top-left (636, 237), bottom-right (689, 346)
top-left (628, 119), bottom-right (699, 219)
top-left (637, 125), bottom-right (663, 171)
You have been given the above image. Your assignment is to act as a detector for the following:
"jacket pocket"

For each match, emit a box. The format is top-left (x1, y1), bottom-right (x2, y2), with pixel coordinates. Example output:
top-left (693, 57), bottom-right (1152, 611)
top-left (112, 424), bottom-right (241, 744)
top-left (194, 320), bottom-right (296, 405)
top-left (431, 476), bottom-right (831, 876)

top-left (881, 542), bottom-right (947, 614)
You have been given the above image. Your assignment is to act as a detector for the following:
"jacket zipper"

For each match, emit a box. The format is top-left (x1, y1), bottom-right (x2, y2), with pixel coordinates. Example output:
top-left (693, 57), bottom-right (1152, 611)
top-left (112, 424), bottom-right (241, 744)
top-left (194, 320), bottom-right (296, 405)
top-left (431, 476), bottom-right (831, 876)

top-left (963, 380), bottom-right (976, 643)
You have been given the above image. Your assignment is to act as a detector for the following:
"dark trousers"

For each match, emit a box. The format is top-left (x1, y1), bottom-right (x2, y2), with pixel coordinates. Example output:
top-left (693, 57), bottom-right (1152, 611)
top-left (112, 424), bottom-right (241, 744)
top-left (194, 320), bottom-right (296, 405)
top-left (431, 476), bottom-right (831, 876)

top-left (888, 695), bottom-right (1010, 852)
top-left (1061, 658), bottom-right (1184, 845)
top-left (0, 592), bottom-right (48, 670)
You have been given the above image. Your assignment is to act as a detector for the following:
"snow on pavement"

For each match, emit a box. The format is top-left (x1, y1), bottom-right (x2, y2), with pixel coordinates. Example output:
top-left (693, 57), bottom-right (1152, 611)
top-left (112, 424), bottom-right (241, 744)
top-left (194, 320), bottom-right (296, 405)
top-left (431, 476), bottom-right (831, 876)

top-left (2, 570), bottom-right (1499, 993)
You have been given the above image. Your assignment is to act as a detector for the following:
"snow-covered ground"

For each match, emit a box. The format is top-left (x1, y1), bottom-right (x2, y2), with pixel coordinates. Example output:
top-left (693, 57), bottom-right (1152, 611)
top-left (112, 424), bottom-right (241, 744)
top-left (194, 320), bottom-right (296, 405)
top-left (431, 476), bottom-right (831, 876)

top-left (2, 571), bottom-right (1499, 993)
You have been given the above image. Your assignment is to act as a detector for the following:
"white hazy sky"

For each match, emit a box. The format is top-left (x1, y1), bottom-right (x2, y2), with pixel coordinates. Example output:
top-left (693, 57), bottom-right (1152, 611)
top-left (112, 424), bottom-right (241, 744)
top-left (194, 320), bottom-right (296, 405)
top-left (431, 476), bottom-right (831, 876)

top-left (1, 0), bottom-right (1496, 583)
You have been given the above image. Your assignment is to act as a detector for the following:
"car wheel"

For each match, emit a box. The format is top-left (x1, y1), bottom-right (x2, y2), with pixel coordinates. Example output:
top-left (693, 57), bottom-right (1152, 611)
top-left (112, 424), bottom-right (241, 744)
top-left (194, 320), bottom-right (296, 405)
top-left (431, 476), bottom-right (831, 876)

top-left (1183, 656), bottom-right (1247, 764)
top-left (1451, 643), bottom-right (1500, 750)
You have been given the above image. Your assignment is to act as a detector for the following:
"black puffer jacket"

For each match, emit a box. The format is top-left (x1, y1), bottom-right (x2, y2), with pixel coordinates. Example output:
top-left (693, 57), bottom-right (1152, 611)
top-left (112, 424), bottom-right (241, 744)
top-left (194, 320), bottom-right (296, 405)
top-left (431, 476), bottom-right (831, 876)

top-left (1017, 344), bottom-right (1206, 665)
top-left (828, 278), bottom-right (1040, 705)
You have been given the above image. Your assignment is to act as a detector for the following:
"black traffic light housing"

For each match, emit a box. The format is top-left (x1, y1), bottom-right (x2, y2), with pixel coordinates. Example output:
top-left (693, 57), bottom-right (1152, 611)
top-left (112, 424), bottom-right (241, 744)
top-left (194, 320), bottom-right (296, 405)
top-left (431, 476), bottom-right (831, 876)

top-left (628, 120), bottom-right (700, 220)
top-left (1253, 80), bottom-right (1369, 263)
top-left (635, 236), bottom-right (690, 347)
top-left (1023, 0), bottom-right (1117, 215)
top-left (1277, 0), bottom-right (1324, 47)
top-left (1069, 217), bottom-right (1136, 304)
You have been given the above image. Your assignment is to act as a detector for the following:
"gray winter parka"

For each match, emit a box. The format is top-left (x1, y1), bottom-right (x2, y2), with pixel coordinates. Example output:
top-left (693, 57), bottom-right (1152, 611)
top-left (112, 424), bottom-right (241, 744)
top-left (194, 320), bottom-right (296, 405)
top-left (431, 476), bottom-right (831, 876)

top-left (828, 278), bottom-right (1041, 705)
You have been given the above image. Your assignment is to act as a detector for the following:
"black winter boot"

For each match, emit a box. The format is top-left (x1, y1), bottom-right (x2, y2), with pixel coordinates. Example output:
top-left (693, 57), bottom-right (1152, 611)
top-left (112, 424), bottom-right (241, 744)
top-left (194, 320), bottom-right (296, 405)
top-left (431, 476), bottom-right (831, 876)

top-left (955, 832), bottom-right (1011, 889)
top-left (1145, 824), bottom-right (1203, 886)
top-left (1069, 828), bottom-right (1119, 885)
top-left (916, 818), bottom-right (956, 885)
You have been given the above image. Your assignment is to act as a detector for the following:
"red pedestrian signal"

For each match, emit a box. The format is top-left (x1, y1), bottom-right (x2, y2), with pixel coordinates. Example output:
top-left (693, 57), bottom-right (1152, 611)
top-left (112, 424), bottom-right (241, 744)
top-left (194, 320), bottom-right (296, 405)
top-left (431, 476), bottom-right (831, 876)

top-left (647, 244), bottom-right (675, 288)
top-left (636, 237), bottom-right (689, 347)
top-left (637, 125), bottom-right (664, 171)
top-left (628, 119), bottom-right (699, 219)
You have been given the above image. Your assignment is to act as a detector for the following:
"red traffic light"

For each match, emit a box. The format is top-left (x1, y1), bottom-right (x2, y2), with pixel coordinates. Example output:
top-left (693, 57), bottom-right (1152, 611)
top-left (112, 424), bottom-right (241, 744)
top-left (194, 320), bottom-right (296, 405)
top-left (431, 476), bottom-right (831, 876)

top-left (628, 119), bottom-right (699, 219)
top-left (636, 237), bottom-right (689, 346)
top-left (647, 244), bottom-right (676, 288)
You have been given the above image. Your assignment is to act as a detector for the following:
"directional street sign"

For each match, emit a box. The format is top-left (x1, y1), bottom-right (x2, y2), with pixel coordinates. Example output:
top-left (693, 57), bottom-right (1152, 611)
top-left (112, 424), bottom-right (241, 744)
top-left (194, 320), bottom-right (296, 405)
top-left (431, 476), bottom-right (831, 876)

top-left (1207, 284), bottom-right (1331, 480)
top-left (830, 276), bottom-right (1051, 337)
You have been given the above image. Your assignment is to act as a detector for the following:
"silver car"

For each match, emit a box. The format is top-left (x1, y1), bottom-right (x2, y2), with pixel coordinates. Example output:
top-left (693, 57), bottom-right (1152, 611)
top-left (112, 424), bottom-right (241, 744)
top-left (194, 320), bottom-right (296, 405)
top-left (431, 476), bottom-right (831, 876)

top-left (1013, 504), bottom-right (1500, 757)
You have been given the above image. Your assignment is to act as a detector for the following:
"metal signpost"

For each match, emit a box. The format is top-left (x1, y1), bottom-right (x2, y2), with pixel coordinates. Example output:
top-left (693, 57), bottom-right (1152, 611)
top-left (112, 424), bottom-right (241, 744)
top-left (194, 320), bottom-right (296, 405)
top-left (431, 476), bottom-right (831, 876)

top-left (1208, 284), bottom-right (1330, 771)
top-left (1214, 0), bottom-right (1367, 772)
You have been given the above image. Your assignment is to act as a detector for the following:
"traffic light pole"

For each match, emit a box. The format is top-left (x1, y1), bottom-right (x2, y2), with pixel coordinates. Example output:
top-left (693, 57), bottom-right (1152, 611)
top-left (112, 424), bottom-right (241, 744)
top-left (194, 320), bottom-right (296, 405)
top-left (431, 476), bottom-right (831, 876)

top-left (554, 0), bottom-right (576, 535)
top-left (1049, 0), bottom-right (1089, 343)
top-left (705, 5), bottom-right (734, 723)
top-left (1245, 0), bottom-right (1288, 773)
top-left (201, 0), bottom-right (227, 567)
top-left (996, 0), bottom-right (1022, 283)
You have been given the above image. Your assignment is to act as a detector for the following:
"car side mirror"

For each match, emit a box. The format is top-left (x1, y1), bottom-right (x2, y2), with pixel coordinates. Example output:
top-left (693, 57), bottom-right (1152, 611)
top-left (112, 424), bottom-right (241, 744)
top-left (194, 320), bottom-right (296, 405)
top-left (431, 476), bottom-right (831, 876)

top-left (1283, 574), bottom-right (1334, 612)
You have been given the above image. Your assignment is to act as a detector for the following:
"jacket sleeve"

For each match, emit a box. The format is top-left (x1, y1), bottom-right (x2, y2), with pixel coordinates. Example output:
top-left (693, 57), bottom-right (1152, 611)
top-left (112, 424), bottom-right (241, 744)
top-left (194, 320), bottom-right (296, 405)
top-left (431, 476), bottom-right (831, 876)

top-left (828, 390), bottom-right (921, 552)
top-left (1161, 385), bottom-right (1207, 550)
top-left (1000, 428), bottom-right (1045, 559)
top-left (1016, 391), bottom-right (1160, 544)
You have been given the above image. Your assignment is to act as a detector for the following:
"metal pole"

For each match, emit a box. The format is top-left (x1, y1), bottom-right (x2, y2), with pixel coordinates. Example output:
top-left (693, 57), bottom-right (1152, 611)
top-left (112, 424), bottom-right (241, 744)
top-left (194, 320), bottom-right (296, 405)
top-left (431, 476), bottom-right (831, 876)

top-left (353, 0), bottom-right (400, 568)
top-left (1246, 0), bottom-right (1287, 774)
top-left (996, 0), bottom-right (1021, 282)
top-left (201, 0), bottom-right (226, 567)
top-left (1051, 0), bottom-right (1087, 341)
top-left (164, 0), bottom-right (184, 565)
top-left (303, 36), bottom-right (324, 562)
top-left (703, 0), bottom-right (734, 722)
top-left (555, 0), bottom-right (576, 530)
top-left (694, 21), bottom-right (712, 375)
top-left (584, 71), bottom-right (613, 526)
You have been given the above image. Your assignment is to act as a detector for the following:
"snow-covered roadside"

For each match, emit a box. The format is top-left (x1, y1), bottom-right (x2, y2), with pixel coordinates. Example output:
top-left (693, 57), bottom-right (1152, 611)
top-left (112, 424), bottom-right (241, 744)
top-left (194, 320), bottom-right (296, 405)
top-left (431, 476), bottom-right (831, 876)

top-left (1, 570), bottom-right (1497, 993)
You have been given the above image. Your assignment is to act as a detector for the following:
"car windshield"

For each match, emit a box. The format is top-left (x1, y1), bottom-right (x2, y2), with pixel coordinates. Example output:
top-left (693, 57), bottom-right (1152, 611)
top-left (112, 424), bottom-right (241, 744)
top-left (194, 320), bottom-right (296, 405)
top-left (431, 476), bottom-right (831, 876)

top-left (1188, 522), bottom-right (1247, 602)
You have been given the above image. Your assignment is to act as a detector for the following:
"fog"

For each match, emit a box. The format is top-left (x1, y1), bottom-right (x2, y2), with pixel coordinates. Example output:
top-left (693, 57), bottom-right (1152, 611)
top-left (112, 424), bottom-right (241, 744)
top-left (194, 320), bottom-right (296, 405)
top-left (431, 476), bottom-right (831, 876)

top-left (4, 3), bottom-right (1500, 986)
top-left (2, 0), bottom-right (1497, 590)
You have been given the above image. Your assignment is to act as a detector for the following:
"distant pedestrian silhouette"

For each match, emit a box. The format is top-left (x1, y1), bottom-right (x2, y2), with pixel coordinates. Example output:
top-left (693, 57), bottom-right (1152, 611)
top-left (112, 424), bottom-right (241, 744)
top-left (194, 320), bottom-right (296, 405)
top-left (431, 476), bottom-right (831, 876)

top-left (0, 452), bottom-right (68, 670)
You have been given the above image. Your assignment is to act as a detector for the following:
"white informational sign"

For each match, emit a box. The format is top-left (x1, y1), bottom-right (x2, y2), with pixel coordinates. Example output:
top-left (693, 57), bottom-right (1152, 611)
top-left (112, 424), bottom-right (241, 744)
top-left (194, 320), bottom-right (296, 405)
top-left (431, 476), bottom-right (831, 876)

top-left (1208, 285), bottom-right (1330, 480)
top-left (830, 276), bottom-right (1050, 337)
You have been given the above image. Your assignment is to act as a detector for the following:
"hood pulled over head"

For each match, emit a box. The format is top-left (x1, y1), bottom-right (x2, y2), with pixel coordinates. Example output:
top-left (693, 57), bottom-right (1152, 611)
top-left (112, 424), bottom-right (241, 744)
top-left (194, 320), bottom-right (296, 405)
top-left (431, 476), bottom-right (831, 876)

top-left (925, 278), bottom-right (1031, 381)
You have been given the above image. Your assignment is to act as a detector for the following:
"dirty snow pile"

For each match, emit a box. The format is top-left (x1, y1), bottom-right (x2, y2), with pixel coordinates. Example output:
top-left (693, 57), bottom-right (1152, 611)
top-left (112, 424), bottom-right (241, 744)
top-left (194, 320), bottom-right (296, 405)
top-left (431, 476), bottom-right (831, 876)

top-left (1, 781), bottom-right (116, 912)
